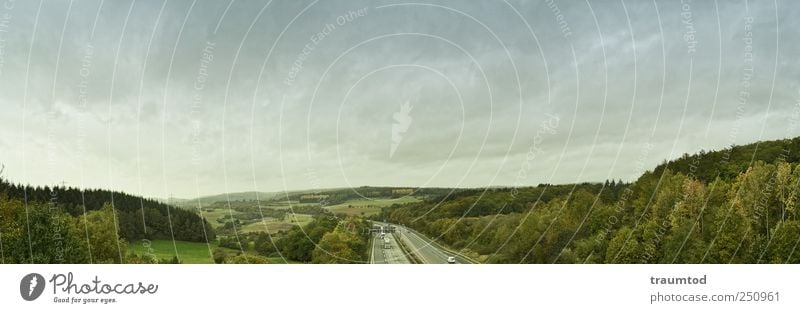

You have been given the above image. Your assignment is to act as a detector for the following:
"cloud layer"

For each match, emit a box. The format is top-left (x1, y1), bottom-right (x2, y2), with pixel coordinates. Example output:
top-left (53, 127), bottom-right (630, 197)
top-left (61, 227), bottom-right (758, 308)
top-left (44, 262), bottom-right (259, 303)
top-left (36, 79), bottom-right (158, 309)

top-left (0, 0), bottom-right (797, 198)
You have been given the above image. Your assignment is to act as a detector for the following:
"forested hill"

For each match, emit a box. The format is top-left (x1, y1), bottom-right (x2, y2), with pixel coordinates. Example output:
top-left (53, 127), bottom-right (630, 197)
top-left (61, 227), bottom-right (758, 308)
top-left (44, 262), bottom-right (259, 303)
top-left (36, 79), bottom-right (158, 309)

top-left (0, 179), bottom-right (214, 243)
top-left (651, 136), bottom-right (800, 182)
top-left (380, 136), bottom-right (800, 264)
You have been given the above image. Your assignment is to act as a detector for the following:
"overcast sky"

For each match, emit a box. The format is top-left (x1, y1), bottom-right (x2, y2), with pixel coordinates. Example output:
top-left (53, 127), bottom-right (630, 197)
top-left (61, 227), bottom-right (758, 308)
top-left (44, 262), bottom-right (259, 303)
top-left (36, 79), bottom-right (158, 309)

top-left (0, 0), bottom-right (797, 199)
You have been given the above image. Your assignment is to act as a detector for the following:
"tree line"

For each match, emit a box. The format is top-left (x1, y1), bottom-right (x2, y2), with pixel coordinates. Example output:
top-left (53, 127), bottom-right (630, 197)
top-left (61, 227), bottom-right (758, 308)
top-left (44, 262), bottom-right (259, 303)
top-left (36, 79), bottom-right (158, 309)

top-left (213, 215), bottom-right (371, 264)
top-left (380, 137), bottom-right (800, 264)
top-left (0, 181), bottom-right (214, 243)
top-left (1, 196), bottom-right (131, 264)
top-left (0, 178), bottom-right (215, 263)
top-left (277, 186), bottom-right (452, 205)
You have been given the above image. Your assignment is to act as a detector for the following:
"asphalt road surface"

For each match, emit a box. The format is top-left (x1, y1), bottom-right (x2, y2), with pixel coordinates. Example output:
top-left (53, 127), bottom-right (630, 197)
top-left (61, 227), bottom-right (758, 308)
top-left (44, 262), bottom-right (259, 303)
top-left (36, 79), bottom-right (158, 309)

top-left (370, 228), bottom-right (410, 264)
top-left (371, 222), bottom-right (476, 264)
top-left (395, 225), bottom-right (475, 264)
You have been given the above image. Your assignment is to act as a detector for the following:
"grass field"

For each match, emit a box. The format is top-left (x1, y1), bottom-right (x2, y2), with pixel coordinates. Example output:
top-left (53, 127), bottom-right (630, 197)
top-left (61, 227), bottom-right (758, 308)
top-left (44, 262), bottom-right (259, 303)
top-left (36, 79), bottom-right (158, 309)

top-left (238, 213), bottom-right (313, 233)
top-left (325, 197), bottom-right (422, 216)
top-left (199, 208), bottom-right (230, 228)
top-left (129, 239), bottom-right (305, 264)
top-left (200, 204), bottom-right (316, 232)
top-left (129, 239), bottom-right (236, 264)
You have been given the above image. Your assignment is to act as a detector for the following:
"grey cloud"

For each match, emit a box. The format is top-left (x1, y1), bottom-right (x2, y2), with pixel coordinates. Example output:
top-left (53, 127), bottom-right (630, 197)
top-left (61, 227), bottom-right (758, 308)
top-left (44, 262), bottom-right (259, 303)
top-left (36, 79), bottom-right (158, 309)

top-left (0, 0), bottom-right (797, 197)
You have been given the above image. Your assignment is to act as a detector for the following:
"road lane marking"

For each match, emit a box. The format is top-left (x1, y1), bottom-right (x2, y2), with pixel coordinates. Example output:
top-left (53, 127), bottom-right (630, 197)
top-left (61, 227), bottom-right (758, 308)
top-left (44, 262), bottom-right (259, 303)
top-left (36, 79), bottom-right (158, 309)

top-left (399, 231), bottom-right (430, 263)
top-left (406, 229), bottom-right (449, 262)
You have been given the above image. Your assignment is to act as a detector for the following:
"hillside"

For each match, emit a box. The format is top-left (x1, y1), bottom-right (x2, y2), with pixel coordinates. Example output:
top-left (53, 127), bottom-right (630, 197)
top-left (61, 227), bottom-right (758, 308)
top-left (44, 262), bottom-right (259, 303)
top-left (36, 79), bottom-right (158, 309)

top-left (3, 136), bottom-right (798, 264)
top-left (173, 191), bottom-right (281, 207)
top-left (273, 186), bottom-right (454, 205)
top-left (380, 137), bottom-right (800, 264)
top-left (0, 180), bottom-right (214, 243)
top-left (651, 136), bottom-right (800, 182)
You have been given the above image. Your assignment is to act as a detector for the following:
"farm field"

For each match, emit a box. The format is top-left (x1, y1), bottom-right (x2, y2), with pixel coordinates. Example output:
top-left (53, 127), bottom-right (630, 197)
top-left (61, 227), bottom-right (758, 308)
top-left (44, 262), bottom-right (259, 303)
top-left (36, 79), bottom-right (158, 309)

top-left (237, 213), bottom-right (313, 233)
top-left (200, 204), bottom-right (314, 233)
top-left (129, 239), bottom-right (238, 264)
top-left (325, 197), bottom-right (422, 216)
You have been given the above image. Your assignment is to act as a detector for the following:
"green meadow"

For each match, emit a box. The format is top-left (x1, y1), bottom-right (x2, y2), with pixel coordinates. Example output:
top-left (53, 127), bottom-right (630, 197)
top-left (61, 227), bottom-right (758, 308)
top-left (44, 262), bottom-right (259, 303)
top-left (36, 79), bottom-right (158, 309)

top-left (129, 239), bottom-right (230, 264)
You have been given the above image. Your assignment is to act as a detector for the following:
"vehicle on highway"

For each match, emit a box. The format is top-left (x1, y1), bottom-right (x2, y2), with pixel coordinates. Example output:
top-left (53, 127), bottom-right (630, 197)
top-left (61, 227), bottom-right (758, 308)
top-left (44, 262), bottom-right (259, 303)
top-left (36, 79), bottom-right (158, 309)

top-left (383, 237), bottom-right (391, 249)
top-left (447, 256), bottom-right (456, 264)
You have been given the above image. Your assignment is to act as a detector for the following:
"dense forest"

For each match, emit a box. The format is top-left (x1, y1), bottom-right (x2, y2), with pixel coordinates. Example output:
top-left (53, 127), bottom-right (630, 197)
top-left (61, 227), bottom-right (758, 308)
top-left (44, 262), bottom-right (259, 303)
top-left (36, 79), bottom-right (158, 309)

top-left (0, 181), bottom-right (213, 243)
top-left (380, 137), bottom-right (800, 264)
top-left (0, 176), bottom-right (214, 263)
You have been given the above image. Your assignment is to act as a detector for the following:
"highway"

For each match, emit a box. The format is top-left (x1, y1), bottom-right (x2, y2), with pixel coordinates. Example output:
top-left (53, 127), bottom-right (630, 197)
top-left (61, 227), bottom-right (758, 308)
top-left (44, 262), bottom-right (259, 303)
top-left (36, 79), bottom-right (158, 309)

top-left (370, 226), bottom-right (411, 264)
top-left (371, 222), bottom-right (477, 264)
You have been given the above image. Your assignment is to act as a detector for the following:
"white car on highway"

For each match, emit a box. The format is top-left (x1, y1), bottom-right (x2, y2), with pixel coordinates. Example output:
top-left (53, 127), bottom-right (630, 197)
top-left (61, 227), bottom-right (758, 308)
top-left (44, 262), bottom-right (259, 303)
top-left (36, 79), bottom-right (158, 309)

top-left (447, 256), bottom-right (456, 264)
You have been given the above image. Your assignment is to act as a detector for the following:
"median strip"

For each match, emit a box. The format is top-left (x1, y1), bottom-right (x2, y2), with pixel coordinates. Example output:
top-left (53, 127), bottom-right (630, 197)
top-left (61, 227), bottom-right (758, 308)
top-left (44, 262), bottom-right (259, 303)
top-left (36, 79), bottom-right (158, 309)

top-left (393, 233), bottom-right (422, 264)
